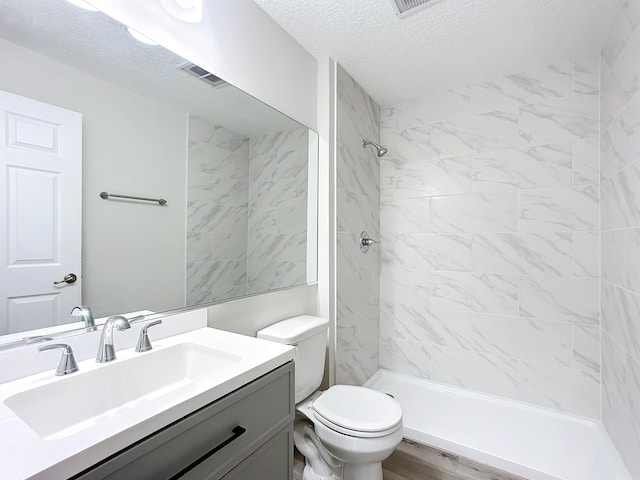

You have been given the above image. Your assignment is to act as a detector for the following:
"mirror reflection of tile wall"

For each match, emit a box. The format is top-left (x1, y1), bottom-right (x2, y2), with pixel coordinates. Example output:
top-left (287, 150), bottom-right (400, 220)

top-left (186, 117), bottom-right (308, 305)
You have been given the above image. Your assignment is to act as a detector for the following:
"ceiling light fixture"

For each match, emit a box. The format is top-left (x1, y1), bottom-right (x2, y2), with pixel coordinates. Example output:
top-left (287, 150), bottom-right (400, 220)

top-left (126, 27), bottom-right (159, 46)
top-left (64, 0), bottom-right (99, 11)
top-left (160, 0), bottom-right (203, 23)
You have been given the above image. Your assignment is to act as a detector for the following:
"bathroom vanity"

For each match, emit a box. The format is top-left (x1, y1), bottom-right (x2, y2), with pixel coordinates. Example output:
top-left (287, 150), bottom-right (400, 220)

top-left (0, 327), bottom-right (295, 480)
top-left (74, 362), bottom-right (294, 479)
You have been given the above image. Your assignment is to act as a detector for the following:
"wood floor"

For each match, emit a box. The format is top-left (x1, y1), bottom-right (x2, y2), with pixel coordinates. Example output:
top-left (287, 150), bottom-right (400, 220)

top-left (294, 439), bottom-right (527, 480)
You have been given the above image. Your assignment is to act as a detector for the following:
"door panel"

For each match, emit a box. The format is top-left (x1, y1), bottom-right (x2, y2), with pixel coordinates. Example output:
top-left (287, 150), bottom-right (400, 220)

top-left (0, 90), bottom-right (82, 335)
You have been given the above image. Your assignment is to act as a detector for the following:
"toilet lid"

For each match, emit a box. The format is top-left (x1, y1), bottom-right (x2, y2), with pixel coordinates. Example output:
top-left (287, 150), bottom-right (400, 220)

top-left (312, 385), bottom-right (402, 436)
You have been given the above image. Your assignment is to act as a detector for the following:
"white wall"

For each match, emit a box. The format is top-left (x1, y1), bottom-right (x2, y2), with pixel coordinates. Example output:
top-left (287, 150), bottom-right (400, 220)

top-left (0, 38), bottom-right (187, 318)
top-left (89, 0), bottom-right (318, 131)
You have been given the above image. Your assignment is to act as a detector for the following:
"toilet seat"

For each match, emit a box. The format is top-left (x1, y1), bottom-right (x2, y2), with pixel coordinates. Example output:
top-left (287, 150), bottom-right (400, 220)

top-left (312, 385), bottom-right (402, 438)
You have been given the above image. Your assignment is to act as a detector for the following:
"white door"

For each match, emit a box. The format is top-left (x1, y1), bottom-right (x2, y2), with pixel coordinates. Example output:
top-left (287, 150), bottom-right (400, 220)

top-left (0, 90), bottom-right (82, 335)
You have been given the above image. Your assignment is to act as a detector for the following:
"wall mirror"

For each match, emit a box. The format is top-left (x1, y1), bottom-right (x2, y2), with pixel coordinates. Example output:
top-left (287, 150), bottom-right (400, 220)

top-left (0, 0), bottom-right (319, 345)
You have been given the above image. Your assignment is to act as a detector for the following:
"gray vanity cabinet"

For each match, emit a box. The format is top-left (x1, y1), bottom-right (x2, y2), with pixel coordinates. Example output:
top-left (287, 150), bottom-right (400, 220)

top-left (72, 362), bottom-right (294, 480)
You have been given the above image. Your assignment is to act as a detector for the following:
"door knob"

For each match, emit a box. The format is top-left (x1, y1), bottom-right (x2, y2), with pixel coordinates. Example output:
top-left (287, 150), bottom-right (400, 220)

top-left (53, 273), bottom-right (77, 285)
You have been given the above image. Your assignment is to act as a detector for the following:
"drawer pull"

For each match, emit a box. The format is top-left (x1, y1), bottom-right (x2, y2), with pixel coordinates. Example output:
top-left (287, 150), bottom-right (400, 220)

top-left (171, 425), bottom-right (247, 479)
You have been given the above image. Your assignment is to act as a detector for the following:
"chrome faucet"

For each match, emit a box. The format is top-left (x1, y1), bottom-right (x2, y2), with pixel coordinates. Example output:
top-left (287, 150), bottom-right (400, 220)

top-left (96, 315), bottom-right (131, 363)
top-left (71, 306), bottom-right (95, 330)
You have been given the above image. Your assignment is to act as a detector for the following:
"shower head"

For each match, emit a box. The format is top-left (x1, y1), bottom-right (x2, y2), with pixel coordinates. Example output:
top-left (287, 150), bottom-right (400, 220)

top-left (362, 139), bottom-right (388, 157)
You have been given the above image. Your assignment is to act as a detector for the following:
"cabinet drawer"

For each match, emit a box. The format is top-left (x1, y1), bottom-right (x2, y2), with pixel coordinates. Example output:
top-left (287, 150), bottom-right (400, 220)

top-left (73, 362), bottom-right (294, 480)
top-left (184, 425), bottom-right (293, 480)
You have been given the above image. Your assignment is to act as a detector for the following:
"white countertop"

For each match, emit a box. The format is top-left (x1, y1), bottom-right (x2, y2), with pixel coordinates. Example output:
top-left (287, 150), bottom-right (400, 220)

top-left (0, 327), bottom-right (294, 480)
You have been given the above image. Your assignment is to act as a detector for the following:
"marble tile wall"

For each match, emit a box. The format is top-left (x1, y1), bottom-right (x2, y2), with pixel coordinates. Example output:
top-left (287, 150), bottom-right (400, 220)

top-left (600, 0), bottom-right (640, 477)
top-left (335, 64), bottom-right (381, 385)
top-left (379, 56), bottom-right (602, 418)
top-left (247, 127), bottom-right (309, 293)
top-left (186, 117), bottom-right (249, 304)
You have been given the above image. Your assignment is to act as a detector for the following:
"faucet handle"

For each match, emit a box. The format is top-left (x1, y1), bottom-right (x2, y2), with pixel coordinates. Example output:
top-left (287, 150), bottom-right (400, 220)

top-left (135, 320), bottom-right (162, 353)
top-left (39, 344), bottom-right (79, 376)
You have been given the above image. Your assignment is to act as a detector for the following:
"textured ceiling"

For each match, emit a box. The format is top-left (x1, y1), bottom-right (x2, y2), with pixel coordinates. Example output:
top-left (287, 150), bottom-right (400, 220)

top-left (0, 0), bottom-right (300, 137)
top-left (253, 0), bottom-right (622, 106)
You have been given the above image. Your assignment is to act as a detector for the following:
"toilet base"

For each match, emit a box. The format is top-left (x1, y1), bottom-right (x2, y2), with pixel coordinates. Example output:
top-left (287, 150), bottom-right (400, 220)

top-left (342, 461), bottom-right (383, 480)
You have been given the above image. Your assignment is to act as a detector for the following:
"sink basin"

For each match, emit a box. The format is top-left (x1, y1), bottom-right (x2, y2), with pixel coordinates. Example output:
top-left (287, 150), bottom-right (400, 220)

top-left (4, 343), bottom-right (241, 439)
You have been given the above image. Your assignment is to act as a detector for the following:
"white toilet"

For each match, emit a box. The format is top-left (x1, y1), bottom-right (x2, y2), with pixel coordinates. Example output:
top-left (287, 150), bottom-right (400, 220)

top-left (257, 315), bottom-right (403, 480)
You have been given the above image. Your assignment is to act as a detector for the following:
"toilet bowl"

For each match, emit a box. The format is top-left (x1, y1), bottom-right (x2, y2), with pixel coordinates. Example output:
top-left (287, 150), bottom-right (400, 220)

top-left (300, 385), bottom-right (403, 480)
top-left (257, 315), bottom-right (404, 480)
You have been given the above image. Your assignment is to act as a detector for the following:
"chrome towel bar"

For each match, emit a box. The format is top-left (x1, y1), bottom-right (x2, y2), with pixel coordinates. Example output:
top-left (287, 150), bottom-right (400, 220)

top-left (100, 191), bottom-right (167, 205)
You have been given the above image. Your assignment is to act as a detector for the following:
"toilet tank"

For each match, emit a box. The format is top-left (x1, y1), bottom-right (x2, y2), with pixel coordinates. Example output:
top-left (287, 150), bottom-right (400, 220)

top-left (257, 315), bottom-right (328, 403)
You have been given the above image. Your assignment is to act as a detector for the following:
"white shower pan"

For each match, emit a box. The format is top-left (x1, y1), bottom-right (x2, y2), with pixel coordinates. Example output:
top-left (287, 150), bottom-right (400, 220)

top-left (365, 370), bottom-right (631, 480)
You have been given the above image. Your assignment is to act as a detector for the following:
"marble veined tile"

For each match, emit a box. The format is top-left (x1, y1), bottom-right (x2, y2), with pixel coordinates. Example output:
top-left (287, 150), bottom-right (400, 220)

top-left (276, 200), bottom-right (308, 235)
top-left (601, 162), bottom-right (640, 230)
top-left (395, 234), bottom-right (471, 271)
top-left (431, 272), bottom-right (519, 315)
top-left (602, 281), bottom-right (640, 361)
top-left (337, 65), bottom-right (380, 151)
top-left (572, 137), bottom-right (600, 186)
top-left (431, 191), bottom-right (518, 233)
top-left (381, 87), bottom-right (472, 130)
top-left (380, 336), bottom-right (431, 379)
top-left (517, 361), bottom-right (600, 417)
top-left (431, 110), bottom-right (524, 158)
top-left (248, 207), bottom-right (277, 234)
top-left (337, 143), bottom-right (379, 198)
top-left (431, 345), bottom-right (518, 398)
top-left (471, 232), bottom-right (572, 276)
top-left (609, 89), bottom-right (640, 172)
top-left (601, 230), bottom-right (626, 286)
top-left (601, 331), bottom-right (640, 479)
top-left (250, 126), bottom-right (307, 160)
top-left (472, 314), bottom-right (572, 367)
top-left (601, 25), bottom-right (640, 125)
top-left (602, 0), bottom-right (640, 73)
top-left (395, 156), bottom-right (472, 198)
top-left (380, 175), bottom-right (394, 199)
top-left (572, 231), bottom-right (600, 278)
top-left (600, 125), bottom-right (625, 181)
top-left (573, 324), bottom-right (601, 373)
top-left (572, 54), bottom-right (601, 94)
top-left (519, 93), bottom-right (599, 146)
top-left (212, 232), bottom-right (247, 262)
top-left (380, 267), bottom-right (430, 307)
top-left (519, 276), bottom-right (599, 325)
top-left (380, 126), bottom-right (439, 166)
top-left (395, 304), bottom-right (471, 349)
top-left (214, 125), bottom-right (249, 153)
top-left (188, 142), bottom-right (249, 180)
top-left (252, 176), bottom-right (307, 209)
top-left (381, 198), bottom-right (431, 234)
top-left (518, 185), bottom-right (599, 232)
top-left (626, 227), bottom-right (640, 292)
top-left (187, 231), bottom-right (213, 263)
top-left (472, 143), bottom-right (572, 192)
top-left (213, 177), bottom-right (248, 207)
top-left (472, 60), bottom-right (572, 114)
top-left (337, 188), bottom-right (375, 234)
top-left (247, 233), bottom-right (306, 263)
top-left (186, 260), bottom-right (244, 293)
top-left (187, 202), bottom-right (248, 234)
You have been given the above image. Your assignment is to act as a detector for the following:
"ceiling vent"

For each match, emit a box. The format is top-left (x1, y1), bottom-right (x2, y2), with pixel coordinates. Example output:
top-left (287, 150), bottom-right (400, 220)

top-left (178, 62), bottom-right (228, 88)
top-left (390, 0), bottom-right (445, 17)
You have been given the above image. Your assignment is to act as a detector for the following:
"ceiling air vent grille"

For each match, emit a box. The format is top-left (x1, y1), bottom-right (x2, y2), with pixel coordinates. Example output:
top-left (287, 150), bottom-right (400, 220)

top-left (390, 0), bottom-right (445, 17)
top-left (178, 62), bottom-right (228, 88)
